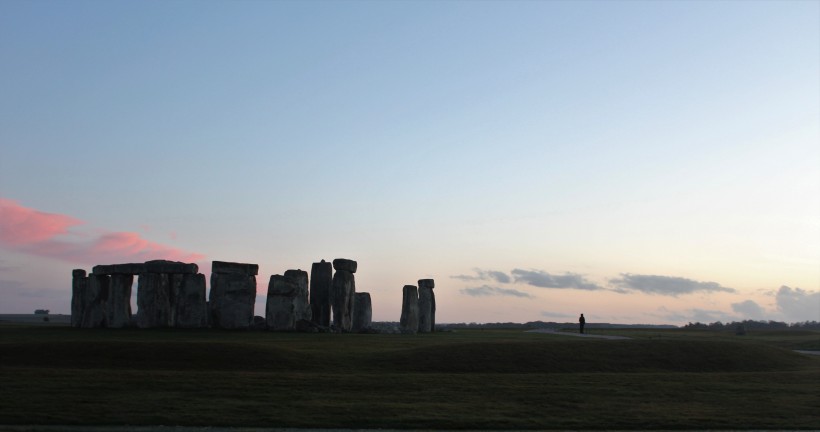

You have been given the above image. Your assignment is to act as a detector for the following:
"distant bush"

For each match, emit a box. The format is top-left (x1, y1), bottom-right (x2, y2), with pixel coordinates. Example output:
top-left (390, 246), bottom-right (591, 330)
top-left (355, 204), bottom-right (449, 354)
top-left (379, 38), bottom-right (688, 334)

top-left (735, 324), bottom-right (746, 335)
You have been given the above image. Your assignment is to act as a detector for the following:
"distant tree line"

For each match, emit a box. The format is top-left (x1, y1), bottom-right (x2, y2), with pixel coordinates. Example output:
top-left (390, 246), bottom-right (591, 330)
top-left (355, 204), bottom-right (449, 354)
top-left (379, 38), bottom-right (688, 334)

top-left (683, 320), bottom-right (820, 331)
top-left (439, 321), bottom-right (676, 330)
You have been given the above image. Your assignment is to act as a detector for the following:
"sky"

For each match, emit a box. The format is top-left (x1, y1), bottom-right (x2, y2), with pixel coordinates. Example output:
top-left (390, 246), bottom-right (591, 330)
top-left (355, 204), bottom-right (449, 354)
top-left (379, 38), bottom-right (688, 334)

top-left (1, 0), bottom-right (818, 325)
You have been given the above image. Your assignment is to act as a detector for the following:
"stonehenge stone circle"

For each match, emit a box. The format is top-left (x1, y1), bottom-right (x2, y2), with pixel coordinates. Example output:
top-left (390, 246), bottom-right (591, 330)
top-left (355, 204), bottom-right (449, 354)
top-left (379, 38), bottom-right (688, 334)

top-left (352, 292), bottom-right (372, 332)
top-left (266, 274), bottom-right (300, 330)
top-left (72, 256), bottom-right (432, 334)
top-left (284, 269), bottom-right (312, 322)
top-left (309, 260), bottom-right (333, 327)
top-left (209, 260), bottom-right (258, 330)
top-left (332, 258), bottom-right (357, 332)
top-left (400, 285), bottom-right (419, 334)
top-left (417, 278), bottom-right (436, 333)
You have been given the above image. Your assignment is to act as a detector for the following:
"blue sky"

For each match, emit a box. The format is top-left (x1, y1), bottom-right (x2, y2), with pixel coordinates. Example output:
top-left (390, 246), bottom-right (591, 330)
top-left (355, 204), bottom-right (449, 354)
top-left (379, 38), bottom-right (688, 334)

top-left (1, 0), bottom-right (818, 324)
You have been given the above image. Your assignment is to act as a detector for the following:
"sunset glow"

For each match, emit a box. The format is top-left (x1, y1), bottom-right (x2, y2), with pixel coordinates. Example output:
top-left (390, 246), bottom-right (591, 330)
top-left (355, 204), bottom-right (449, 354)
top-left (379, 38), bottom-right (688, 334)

top-left (0, 1), bottom-right (817, 324)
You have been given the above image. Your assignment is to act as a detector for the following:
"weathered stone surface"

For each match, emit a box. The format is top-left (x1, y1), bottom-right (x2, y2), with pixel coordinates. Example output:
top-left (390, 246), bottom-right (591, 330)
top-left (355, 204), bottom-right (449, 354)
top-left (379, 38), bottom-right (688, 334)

top-left (418, 279), bottom-right (436, 332)
top-left (332, 270), bottom-right (356, 331)
top-left (400, 285), bottom-right (419, 334)
top-left (430, 289), bottom-right (436, 331)
top-left (92, 263), bottom-right (144, 275)
top-left (211, 261), bottom-right (259, 276)
top-left (209, 264), bottom-right (257, 329)
top-left (418, 286), bottom-right (433, 333)
top-left (310, 260), bottom-right (333, 327)
top-left (284, 269), bottom-right (312, 322)
top-left (418, 279), bottom-right (435, 289)
top-left (81, 274), bottom-right (109, 328)
top-left (92, 261), bottom-right (198, 275)
top-left (352, 292), bottom-right (372, 332)
top-left (71, 269), bottom-right (88, 328)
top-left (144, 260), bottom-right (198, 274)
top-left (106, 274), bottom-right (133, 328)
top-left (332, 258), bottom-right (357, 273)
top-left (175, 273), bottom-right (208, 328)
top-left (137, 273), bottom-right (172, 328)
top-left (266, 275), bottom-right (298, 330)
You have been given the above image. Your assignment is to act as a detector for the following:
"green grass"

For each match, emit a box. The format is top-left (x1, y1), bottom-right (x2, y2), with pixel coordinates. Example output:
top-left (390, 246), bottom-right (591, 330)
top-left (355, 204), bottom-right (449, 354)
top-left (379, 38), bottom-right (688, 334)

top-left (1, 326), bottom-right (818, 429)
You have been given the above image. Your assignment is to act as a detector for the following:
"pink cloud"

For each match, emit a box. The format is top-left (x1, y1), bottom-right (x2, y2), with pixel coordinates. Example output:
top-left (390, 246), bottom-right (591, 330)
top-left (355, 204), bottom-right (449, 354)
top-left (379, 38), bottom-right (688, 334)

top-left (91, 232), bottom-right (205, 263)
top-left (0, 198), bottom-right (83, 245)
top-left (0, 198), bottom-right (205, 265)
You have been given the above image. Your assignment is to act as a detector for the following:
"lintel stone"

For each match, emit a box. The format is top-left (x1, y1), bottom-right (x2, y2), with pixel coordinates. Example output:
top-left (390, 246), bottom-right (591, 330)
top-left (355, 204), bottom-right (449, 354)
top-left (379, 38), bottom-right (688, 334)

top-left (212, 261), bottom-right (259, 276)
top-left (332, 258), bottom-right (357, 273)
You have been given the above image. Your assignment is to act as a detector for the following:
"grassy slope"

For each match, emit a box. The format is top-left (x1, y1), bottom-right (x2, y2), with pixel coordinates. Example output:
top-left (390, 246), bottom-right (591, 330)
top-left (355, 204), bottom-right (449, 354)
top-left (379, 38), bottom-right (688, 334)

top-left (1, 327), bottom-right (818, 429)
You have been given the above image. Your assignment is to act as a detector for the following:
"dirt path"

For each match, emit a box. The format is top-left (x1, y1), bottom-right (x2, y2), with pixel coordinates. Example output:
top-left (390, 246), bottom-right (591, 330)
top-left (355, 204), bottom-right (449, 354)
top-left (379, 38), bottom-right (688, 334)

top-left (524, 328), bottom-right (631, 339)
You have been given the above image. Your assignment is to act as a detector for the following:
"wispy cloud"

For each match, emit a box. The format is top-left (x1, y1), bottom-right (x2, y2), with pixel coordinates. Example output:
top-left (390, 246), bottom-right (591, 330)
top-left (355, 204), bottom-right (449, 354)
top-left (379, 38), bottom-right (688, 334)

top-left (776, 286), bottom-right (820, 322)
top-left (0, 279), bottom-right (26, 293)
top-left (609, 273), bottom-right (734, 296)
top-left (511, 269), bottom-right (603, 290)
top-left (460, 285), bottom-right (534, 299)
top-left (0, 198), bottom-right (205, 265)
top-left (451, 268), bottom-right (511, 284)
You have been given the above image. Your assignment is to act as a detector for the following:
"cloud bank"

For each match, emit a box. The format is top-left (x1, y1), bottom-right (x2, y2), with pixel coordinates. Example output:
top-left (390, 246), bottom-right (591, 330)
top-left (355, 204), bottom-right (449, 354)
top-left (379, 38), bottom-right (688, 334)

top-left (776, 286), bottom-right (820, 322)
top-left (610, 273), bottom-right (734, 296)
top-left (511, 269), bottom-right (603, 290)
top-left (460, 285), bottom-right (534, 299)
top-left (731, 300), bottom-right (766, 320)
top-left (0, 198), bottom-right (205, 265)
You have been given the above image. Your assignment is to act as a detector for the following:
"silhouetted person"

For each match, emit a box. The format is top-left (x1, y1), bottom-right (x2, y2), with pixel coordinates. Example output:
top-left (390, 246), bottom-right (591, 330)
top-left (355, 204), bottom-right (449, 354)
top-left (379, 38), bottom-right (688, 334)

top-left (579, 313), bottom-right (585, 334)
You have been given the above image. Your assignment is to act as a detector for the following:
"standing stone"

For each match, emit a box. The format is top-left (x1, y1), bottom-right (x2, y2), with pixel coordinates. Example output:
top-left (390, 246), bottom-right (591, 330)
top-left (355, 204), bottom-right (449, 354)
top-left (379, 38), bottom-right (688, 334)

top-left (106, 274), bottom-right (133, 328)
top-left (418, 279), bottom-right (436, 333)
top-left (266, 275), bottom-right (298, 330)
top-left (209, 261), bottom-right (258, 329)
top-left (332, 258), bottom-right (357, 332)
top-left (400, 285), bottom-right (419, 334)
top-left (137, 273), bottom-right (172, 328)
top-left (175, 273), bottom-right (208, 328)
top-left (284, 269), bottom-right (311, 322)
top-left (352, 292), bottom-right (372, 332)
top-left (310, 260), bottom-right (333, 327)
top-left (71, 269), bottom-right (88, 328)
top-left (81, 273), bottom-right (109, 328)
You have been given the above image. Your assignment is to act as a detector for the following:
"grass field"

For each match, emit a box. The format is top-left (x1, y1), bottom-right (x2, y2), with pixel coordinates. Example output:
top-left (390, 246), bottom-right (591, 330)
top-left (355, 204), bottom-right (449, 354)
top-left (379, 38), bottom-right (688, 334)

top-left (1, 325), bottom-right (818, 429)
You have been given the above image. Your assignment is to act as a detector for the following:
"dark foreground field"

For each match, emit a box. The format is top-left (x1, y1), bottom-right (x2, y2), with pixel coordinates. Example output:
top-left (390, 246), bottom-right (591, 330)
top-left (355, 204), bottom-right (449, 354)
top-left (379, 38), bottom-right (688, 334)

top-left (1, 326), bottom-right (818, 430)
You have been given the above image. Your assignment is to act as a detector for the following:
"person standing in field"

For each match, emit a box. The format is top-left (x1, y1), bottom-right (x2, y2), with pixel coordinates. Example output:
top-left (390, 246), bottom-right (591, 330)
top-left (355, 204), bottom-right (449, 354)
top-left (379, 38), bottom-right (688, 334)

top-left (579, 313), bottom-right (585, 334)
